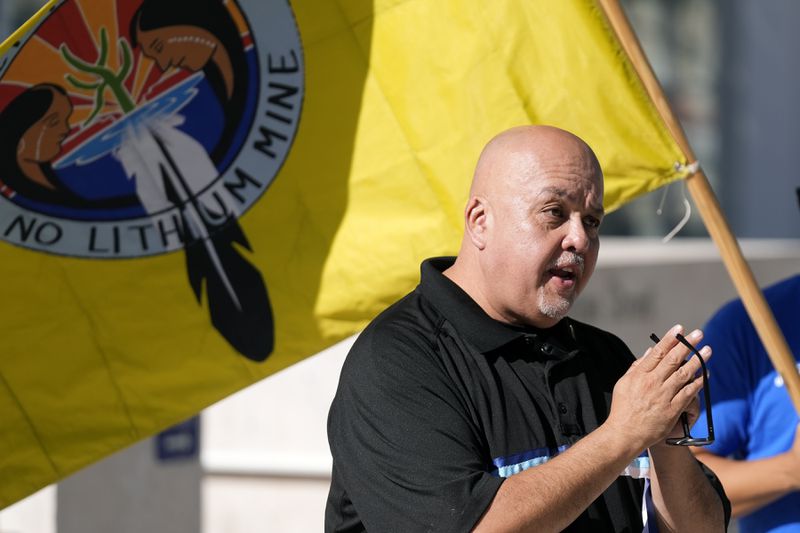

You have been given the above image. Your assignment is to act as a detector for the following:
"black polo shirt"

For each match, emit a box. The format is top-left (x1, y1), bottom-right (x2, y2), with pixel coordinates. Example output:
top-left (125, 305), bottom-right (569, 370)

top-left (326, 257), bottom-right (722, 532)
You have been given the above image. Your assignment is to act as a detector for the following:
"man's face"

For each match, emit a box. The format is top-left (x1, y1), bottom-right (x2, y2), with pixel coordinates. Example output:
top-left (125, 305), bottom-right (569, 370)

top-left (480, 145), bottom-right (603, 328)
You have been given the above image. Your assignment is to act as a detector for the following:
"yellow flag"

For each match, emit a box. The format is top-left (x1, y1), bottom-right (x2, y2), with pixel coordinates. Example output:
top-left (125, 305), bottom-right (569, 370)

top-left (0, 0), bottom-right (689, 507)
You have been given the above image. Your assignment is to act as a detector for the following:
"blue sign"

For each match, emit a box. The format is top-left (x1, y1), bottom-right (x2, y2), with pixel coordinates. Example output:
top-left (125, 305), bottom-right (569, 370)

top-left (155, 416), bottom-right (199, 461)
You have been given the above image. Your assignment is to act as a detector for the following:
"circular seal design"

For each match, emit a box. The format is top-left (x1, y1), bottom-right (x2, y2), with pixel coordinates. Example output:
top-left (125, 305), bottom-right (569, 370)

top-left (0, 0), bottom-right (303, 258)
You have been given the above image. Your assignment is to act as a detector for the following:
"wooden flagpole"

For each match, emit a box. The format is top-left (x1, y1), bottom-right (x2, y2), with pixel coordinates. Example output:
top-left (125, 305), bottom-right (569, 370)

top-left (598, 0), bottom-right (800, 414)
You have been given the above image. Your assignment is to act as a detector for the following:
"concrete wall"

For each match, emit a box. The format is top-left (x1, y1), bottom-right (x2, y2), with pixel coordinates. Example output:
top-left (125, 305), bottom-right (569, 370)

top-left (56, 435), bottom-right (201, 533)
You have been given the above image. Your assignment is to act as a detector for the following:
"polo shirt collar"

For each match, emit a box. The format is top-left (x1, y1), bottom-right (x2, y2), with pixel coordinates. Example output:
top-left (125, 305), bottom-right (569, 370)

top-left (418, 257), bottom-right (573, 353)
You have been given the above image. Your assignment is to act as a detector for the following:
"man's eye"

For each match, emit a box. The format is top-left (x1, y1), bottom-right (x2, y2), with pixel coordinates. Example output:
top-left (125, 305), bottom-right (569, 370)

top-left (584, 217), bottom-right (601, 229)
top-left (545, 207), bottom-right (563, 218)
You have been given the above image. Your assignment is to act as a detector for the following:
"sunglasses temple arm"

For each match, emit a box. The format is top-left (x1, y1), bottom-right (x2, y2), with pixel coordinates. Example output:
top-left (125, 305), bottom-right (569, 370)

top-left (676, 334), bottom-right (715, 441)
top-left (697, 352), bottom-right (714, 440)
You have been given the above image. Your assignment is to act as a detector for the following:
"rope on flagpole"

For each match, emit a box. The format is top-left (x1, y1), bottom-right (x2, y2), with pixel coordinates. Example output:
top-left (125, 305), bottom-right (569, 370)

top-left (657, 161), bottom-right (701, 243)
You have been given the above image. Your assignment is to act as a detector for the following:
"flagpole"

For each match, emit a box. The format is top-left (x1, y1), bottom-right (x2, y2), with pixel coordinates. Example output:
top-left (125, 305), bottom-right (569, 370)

top-left (598, 0), bottom-right (800, 415)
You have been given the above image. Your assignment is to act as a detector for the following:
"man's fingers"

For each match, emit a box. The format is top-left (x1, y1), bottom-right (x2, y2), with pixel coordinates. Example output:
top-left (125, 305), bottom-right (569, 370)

top-left (671, 374), bottom-right (705, 413)
top-left (664, 345), bottom-right (711, 394)
top-left (637, 324), bottom-right (683, 372)
top-left (651, 328), bottom-right (704, 381)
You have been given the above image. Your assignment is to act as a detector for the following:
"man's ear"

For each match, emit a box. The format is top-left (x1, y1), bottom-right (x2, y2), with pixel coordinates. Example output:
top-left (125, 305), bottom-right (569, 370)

top-left (465, 196), bottom-right (489, 250)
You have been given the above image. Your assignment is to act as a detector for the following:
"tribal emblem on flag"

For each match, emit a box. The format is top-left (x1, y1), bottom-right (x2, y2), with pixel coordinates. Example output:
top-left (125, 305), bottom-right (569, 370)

top-left (0, 0), bottom-right (304, 361)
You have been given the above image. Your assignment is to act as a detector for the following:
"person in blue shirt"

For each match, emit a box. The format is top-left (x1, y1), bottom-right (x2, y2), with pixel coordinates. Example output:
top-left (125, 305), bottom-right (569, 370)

top-left (692, 273), bottom-right (800, 533)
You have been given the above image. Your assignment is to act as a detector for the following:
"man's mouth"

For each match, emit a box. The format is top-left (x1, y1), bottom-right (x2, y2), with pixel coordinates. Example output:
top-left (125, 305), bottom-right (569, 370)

top-left (547, 266), bottom-right (578, 283)
top-left (545, 254), bottom-right (584, 289)
top-left (549, 267), bottom-right (577, 282)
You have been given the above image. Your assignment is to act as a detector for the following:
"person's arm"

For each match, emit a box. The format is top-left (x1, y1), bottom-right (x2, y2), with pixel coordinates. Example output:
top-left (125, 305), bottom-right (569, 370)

top-left (645, 334), bottom-right (727, 532)
top-left (474, 326), bottom-right (727, 532)
top-left (648, 444), bottom-right (726, 532)
top-left (691, 424), bottom-right (800, 517)
top-left (473, 422), bottom-right (644, 531)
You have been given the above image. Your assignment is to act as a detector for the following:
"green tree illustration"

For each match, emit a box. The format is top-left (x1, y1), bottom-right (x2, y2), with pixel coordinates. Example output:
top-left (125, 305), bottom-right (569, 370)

top-left (60, 27), bottom-right (135, 125)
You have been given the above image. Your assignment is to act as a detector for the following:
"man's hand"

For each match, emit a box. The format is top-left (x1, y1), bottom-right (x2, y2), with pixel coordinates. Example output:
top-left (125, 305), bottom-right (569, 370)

top-left (605, 325), bottom-right (725, 532)
top-left (605, 325), bottom-right (711, 451)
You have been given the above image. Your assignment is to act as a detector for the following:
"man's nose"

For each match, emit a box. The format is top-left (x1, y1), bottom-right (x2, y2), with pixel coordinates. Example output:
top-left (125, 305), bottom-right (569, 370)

top-left (562, 217), bottom-right (590, 253)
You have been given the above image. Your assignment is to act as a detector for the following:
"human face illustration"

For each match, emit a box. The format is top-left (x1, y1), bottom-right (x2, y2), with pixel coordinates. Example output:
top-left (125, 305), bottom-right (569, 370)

top-left (136, 24), bottom-right (234, 98)
top-left (17, 90), bottom-right (72, 163)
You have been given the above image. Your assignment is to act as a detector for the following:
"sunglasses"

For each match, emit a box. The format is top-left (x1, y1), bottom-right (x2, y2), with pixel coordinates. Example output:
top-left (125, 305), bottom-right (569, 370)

top-left (649, 332), bottom-right (714, 446)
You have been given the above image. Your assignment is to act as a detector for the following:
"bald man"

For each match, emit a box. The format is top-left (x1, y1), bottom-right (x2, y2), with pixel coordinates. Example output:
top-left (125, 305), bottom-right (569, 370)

top-left (326, 126), bottom-right (729, 532)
